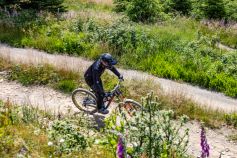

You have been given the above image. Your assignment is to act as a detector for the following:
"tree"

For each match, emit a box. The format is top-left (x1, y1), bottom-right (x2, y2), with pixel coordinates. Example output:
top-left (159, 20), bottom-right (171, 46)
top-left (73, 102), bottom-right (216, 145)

top-left (224, 0), bottom-right (237, 21)
top-left (201, 0), bottom-right (226, 19)
top-left (171, 0), bottom-right (192, 15)
top-left (0, 0), bottom-right (65, 13)
top-left (113, 0), bottom-right (129, 13)
top-left (126, 0), bottom-right (160, 23)
top-left (21, 0), bottom-right (65, 12)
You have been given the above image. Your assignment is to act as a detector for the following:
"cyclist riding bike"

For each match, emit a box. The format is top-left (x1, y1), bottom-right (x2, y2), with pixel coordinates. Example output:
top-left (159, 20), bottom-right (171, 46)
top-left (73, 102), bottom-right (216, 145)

top-left (84, 53), bottom-right (123, 114)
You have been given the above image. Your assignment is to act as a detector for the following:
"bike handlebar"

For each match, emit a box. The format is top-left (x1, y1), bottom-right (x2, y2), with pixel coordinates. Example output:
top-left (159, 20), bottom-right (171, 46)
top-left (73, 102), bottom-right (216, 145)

top-left (110, 79), bottom-right (123, 94)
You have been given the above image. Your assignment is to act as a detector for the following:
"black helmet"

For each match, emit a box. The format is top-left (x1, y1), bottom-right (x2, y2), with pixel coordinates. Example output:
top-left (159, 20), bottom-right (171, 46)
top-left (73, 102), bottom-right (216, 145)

top-left (100, 53), bottom-right (117, 66)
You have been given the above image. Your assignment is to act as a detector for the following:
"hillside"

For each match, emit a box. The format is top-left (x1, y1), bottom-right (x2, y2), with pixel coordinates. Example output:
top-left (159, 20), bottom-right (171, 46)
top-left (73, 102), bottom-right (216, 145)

top-left (0, 0), bottom-right (237, 97)
top-left (0, 0), bottom-right (237, 157)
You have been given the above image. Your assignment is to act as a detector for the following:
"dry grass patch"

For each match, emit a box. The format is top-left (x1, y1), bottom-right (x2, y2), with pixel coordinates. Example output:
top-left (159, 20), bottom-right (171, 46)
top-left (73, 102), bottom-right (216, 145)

top-left (87, 0), bottom-right (113, 6)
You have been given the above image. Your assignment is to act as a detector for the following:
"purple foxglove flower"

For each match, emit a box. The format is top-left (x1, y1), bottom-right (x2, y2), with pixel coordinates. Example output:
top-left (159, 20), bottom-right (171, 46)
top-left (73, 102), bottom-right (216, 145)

top-left (200, 126), bottom-right (210, 158)
top-left (117, 136), bottom-right (125, 158)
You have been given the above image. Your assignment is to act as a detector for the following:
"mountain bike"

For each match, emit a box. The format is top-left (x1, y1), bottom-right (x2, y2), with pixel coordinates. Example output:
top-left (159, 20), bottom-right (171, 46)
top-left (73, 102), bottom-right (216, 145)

top-left (72, 79), bottom-right (142, 118)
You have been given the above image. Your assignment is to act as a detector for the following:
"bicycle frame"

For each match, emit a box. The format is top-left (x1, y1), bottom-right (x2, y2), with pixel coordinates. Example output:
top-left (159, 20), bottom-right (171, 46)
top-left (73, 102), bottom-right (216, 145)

top-left (105, 80), bottom-right (125, 109)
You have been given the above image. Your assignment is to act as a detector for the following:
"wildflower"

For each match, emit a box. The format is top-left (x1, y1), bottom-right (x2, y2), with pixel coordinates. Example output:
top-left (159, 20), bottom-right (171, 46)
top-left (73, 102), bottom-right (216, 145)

top-left (59, 138), bottom-right (65, 143)
top-left (94, 139), bottom-right (100, 145)
top-left (34, 129), bottom-right (40, 135)
top-left (48, 141), bottom-right (53, 146)
top-left (200, 126), bottom-right (210, 158)
top-left (117, 136), bottom-right (125, 158)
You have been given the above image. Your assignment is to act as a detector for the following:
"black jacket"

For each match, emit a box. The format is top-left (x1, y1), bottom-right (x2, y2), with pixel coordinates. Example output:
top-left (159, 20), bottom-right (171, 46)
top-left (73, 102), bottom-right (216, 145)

top-left (84, 59), bottom-right (121, 94)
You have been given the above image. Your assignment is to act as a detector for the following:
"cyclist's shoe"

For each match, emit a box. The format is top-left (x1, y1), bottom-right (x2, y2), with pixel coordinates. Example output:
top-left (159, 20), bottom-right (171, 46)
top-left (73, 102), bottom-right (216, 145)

top-left (98, 107), bottom-right (109, 114)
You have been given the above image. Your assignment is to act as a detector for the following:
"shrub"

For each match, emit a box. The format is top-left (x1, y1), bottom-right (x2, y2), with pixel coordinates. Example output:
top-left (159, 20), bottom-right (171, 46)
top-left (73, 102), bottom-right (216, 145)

top-left (1, 0), bottom-right (66, 13)
top-left (9, 65), bottom-right (59, 86)
top-left (126, 0), bottom-right (160, 22)
top-left (171, 0), bottom-right (192, 15)
top-left (56, 79), bottom-right (77, 93)
top-left (113, 0), bottom-right (129, 12)
top-left (224, 0), bottom-right (237, 21)
top-left (22, 104), bottom-right (40, 123)
top-left (48, 119), bottom-right (88, 153)
top-left (225, 113), bottom-right (237, 128)
top-left (104, 93), bottom-right (189, 157)
top-left (194, 0), bottom-right (226, 20)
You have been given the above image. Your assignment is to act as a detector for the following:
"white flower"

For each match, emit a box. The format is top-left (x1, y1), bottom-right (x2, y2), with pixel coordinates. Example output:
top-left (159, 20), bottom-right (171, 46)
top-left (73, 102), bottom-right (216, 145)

top-left (94, 139), bottom-right (100, 145)
top-left (16, 154), bottom-right (24, 158)
top-left (34, 129), bottom-right (40, 135)
top-left (59, 138), bottom-right (65, 143)
top-left (48, 141), bottom-right (53, 146)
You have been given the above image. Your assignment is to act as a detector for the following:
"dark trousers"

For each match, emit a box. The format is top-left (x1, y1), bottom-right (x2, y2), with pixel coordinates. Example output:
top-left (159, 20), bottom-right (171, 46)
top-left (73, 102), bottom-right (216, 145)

top-left (84, 76), bottom-right (104, 109)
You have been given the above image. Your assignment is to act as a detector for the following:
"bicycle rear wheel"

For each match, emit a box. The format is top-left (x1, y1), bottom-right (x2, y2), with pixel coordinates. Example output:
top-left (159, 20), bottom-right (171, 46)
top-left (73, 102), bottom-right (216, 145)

top-left (72, 88), bottom-right (97, 114)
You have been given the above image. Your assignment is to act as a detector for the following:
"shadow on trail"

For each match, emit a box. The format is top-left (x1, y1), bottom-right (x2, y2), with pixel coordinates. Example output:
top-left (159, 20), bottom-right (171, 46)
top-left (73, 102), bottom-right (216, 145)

top-left (92, 114), bottom-right (106, 129)
top-left (73, 111), bottom-right (106, 130)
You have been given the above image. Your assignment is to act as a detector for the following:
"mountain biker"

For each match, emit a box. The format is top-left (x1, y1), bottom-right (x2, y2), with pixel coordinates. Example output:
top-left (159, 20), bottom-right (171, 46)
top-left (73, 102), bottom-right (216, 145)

top-left (84, 53), bottom-right (123, 114)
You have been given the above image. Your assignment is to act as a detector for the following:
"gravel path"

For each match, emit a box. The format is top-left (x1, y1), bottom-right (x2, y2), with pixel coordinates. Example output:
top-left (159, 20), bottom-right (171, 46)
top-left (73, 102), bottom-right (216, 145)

top-left (217, 42), bottom-right (237, 52)
top-left (0, 44), bottom-right (237, 113)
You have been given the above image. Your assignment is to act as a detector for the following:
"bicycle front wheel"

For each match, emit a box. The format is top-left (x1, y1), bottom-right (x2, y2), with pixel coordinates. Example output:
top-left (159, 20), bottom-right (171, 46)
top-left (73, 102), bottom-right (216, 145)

top-left (72, 88), bottom-right (97, 114)
top-left (119, 99), bottom-right (142, 121)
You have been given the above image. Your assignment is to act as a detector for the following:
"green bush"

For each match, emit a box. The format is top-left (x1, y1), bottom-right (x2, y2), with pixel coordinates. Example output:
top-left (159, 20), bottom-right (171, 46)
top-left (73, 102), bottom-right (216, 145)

top-left (113, 0), bottom-right (129, 12)
top-left (224, 0), bottom-right (237, 21)
top-left (225, 113), bottom-right (237, 128)
top-left (171, 0), bottom-right (192, 15)
top-left (192, 0), bottom-right (226, 20)
top-left (48, 119), bottom-right (88, 153)
top-left (104, 93), bottom-right (189, 157)
top-left (126, 0), bottom-right (160, 22)
top-left (56, 79), bottom-right (77, 93)
top-left (161, 0), bottom-right (192, 15)
top-left (0, 0), bottom-right (66, 13)
top-left (9, 65), bottom-right (59, 86)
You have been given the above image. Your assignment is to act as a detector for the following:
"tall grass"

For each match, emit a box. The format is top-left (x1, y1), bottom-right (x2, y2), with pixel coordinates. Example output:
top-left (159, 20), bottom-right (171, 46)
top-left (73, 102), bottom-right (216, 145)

top-left (63, 0), bottom-right (113, 12)
top-left (0, 25), bottom-right (24, 46)
top-left (0, 100), bottom-right (114, 157)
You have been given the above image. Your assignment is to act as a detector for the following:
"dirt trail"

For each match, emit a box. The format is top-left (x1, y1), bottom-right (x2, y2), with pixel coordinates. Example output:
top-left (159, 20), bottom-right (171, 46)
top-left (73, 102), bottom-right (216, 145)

top-left (217, 42), bottom-right (237, 52)
top-left (0, 75), bottom-right (236, 158)
top-left (0, 44), bottom-right (237, 113)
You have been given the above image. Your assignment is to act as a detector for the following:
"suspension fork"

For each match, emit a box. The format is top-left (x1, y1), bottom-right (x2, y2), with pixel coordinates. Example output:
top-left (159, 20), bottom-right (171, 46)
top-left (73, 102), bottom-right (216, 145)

top-left (118, 94), bottom-right (133, 114)
top-left (105, 95), bottom-right (115, 109)
top-left (105, 93), bottom-right (124, 109)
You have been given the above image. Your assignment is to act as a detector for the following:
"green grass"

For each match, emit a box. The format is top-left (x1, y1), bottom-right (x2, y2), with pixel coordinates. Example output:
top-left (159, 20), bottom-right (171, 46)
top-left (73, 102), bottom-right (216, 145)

top-left (0, 100), bottom-right (114, 157)
top-left (63, 0), bottom-right (113, 12)
top-left (0, 25), bottom-right (24, 47)
top-left (198, 24), bottom-right (237, 49)
top-left (225, 113), bottom-right (237, 128)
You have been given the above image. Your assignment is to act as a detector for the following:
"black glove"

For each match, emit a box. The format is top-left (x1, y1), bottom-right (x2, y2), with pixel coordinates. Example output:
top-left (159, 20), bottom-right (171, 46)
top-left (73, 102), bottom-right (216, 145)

top-left (119, 75), bottom-right (124, 81)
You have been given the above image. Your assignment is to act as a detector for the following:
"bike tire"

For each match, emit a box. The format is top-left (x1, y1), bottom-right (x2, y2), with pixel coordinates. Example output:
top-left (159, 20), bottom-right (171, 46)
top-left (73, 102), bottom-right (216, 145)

top-left (72, 88), bottom-right (97, 114)
top-left (119, 99), bottom-right (142, 121)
